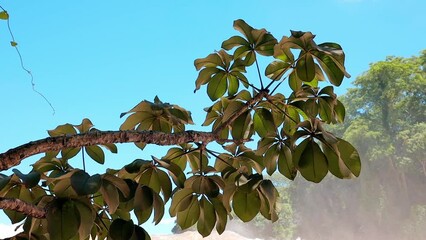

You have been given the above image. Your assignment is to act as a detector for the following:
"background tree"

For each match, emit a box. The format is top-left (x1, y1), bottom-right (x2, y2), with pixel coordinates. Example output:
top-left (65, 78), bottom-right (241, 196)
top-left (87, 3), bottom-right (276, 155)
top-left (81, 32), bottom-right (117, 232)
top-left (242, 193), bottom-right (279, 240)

top-left (288, 51), bottom-right (426, 240)
top-left (0, 18), bottom-right (359, 240)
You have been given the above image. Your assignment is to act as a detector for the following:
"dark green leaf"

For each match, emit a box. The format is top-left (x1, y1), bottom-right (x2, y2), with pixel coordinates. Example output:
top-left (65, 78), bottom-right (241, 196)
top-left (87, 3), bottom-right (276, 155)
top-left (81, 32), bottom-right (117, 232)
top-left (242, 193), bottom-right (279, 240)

top-left (12, 169), bottom-right (40, 188)
top-left (232, 189), bottom-right (260, 222)
top-left (296, 54), bottom-right (315, 82)
top-left (231, 111), bottom-right (252, 140)
top-left (70, 170), bottom-right (102, 195)
top-left (47, 199), bottom-right (80, 240)
top-left (278, 145), bottom-right (296, 180)
top-left (294, 139), bottom-right (328, 183)
top-left (197, 196), bottom-right (216, 237)
top-left (124, 159), bottom-right (151, 173)
top-left (108, 219), bottom-right (134, 240)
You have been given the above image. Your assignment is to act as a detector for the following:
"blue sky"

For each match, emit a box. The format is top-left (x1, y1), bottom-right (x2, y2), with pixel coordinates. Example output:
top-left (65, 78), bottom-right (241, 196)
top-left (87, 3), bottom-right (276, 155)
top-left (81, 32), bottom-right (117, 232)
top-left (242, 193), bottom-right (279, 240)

top-left (0, 0), bottom-right (425, 237)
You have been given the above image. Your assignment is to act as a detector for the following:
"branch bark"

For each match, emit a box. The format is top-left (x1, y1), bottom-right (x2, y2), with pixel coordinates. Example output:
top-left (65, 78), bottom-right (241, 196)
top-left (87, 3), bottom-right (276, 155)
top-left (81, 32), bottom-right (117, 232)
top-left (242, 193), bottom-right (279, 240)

top-left (0, 130), bottom-right (219, 171)
top-left (0, 197), bottom-right (46, 218)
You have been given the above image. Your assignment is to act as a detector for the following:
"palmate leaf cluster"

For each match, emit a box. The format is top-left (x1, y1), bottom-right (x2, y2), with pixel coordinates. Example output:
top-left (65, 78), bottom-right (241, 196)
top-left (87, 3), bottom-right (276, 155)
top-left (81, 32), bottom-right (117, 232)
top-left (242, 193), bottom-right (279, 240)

top-left (0, 19), bottom-right (360, 240)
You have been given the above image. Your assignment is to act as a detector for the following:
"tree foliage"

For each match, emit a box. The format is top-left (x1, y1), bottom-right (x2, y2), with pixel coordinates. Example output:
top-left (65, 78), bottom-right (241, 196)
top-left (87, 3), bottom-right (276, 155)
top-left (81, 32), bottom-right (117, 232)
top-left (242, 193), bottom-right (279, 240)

top-left (289, 51), bottom-right (426, 240)
top-left (0, 19), bottom-right (358, 240)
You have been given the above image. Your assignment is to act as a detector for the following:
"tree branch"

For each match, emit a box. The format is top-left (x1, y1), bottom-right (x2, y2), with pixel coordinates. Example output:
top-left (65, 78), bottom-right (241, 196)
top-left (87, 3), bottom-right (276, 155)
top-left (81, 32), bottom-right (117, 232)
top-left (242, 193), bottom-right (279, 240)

top-left (0, 197), bottom-right (46, 219)
top-left (0, 130), bottom-right (220, 171)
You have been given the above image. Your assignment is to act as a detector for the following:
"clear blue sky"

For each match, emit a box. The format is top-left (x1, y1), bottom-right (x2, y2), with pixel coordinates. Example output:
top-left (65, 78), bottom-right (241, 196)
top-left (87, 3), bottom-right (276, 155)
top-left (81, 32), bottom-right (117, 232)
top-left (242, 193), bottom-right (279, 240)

top-left (0, 0), bottom-right (424, 236)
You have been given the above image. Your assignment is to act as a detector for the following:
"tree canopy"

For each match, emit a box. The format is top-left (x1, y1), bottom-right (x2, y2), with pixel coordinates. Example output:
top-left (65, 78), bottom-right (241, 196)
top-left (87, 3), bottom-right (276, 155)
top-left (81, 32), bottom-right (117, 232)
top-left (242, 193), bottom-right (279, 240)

top-left (0, 18), bottom-right (359, 240)
top-left (287, 50), bottom-right (426, 240)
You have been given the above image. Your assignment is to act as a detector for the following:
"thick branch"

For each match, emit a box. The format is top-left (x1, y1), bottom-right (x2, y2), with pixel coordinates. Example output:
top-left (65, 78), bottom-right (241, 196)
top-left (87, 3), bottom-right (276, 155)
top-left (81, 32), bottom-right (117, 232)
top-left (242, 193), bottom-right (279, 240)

top-left (0, 130), bottom-right (219, 171)
top-left (0, 197), bottom-right (46, 219)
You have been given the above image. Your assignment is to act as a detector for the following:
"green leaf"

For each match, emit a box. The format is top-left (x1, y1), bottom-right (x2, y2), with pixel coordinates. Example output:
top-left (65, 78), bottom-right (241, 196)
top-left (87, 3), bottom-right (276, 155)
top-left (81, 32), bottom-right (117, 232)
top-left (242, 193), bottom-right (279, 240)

top-left (74, 200), bottom-right (96, 240)
top-left (169, 188), bottom-right (193, 216)
top-left (231, 111), bottom-right (252, 140)
top-left (61, 147), bottom-right (80, 160)
top-left (194, 67), bottom-right (220, 92)
top-left (103, 174), bottom-right (131, 199)
top-left (155, 159), bottom-right (186, 188)
top-left (289, 70), bottom-right (302, 92)
top-left (12, 169), bottom-right (40, 188)
top-left (194, 53), bottom-right (223, 71)
top-left (210, 197), bottom-right (228, 234)
top-left (124, 159), bottom-right (151, 173)
top-left (0, 11), bottom-right (9, 20)
top-left (197, 196), bottom-right (216, 237)
top-left (70, 170), bottom-right (102, 195)
top-left (102, 143), bottom-right (118, 153)
top-left (85, 145), bottom-right (105, 164)
top-left (100, 180), bottom-right (120, 214)
top-left (74, 118), bottom-right (93, 133)
top-left (47, 199), bottom-right (80, 240)
top-left (265, 60), bottom-right (290, 80)
top-left (157, 170), bottom-right (172, 202)
top-left (334, 99), bottom-right (345, 123)
top-left (253, 108), bottom-right (276, 137)
top-left (221, 35), bottom-right (249, 50)
top-left (324, 138), bottom-right (361, 178)
top-left (242, 51), bottom-right (256, 66)
top-left (278, 145), bottom-right (296, 180)
top-left (232, 189), bottom-right (260, 222)
top-left (259, 180), bottom-right (279, 217)
top-left (134, 206), bottom-right (153, 225)
top-left (233, 19), bottom-right (254, 43)
top-left (48, 124), bottom-right (76, 137)
top-left (191, 176), bottom-right (219, 197)
top-left (207, 72), bottom-right (227, 101)
top-left (293, 138), bottom-right (328, 183)
top-left (132, 225), bottom-right (151, 240)
top-left (318, 97), bottom-right (333, 123)
top-left (108, 219), bottom-right (135, 240)
top-left (312, 50), bottom-right (347, 86)
top-left (177, 195), bottom-right (200, 229)
top-left (264, 144), bottom-right (279, 175)
top-left (134, 185), bottom-right (154, 212)
top-left (227, 74), bottom-right (239, 96)
top-left (152, 192), bottom-right (165, 225)
top-left (296, 53), bottom-right (315, 82)
top-left (138, 168), bottom-right (161, 193)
